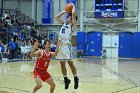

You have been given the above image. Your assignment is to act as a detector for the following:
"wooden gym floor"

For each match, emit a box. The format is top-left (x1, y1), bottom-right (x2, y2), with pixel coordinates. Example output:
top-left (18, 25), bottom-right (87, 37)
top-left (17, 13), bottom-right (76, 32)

top-left (0, 58), bottom-right (140, 93)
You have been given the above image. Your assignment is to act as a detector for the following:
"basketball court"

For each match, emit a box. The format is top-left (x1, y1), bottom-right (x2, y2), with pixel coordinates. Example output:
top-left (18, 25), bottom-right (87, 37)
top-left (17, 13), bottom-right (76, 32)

top-left (0, 0), bottom-right (140, 93)
top-left (0, 58), bottom-right (140, 93)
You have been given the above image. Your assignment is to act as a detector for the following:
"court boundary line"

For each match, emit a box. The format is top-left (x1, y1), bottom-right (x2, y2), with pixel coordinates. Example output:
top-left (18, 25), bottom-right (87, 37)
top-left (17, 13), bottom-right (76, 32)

top-left (112, 85), bottom-right (140, 93)
top-left (0, 86), bottom-right (29, 93)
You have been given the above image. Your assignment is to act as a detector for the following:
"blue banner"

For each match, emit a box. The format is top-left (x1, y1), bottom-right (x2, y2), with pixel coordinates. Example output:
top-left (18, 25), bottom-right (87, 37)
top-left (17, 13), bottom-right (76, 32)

top-left (66, 0), bottom-right (76, 4)
top-left (94, 0), bottom-right (124, 18)
top-left (94, 11), bottom-right (124, 18)
top-left (42, 0), bottom-right (52, 24)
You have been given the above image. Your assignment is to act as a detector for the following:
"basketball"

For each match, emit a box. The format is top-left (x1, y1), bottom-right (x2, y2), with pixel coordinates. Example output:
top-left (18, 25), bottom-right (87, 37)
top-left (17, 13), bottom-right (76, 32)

top-left (65, 3), bottom-right (73, 13)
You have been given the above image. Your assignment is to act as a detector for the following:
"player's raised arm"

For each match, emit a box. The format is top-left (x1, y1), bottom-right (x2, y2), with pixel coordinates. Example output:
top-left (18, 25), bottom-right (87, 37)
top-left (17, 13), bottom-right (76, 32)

top-left (51, 40), bottom-right (61, 57)
top-left (54, 11), bottom-right (67, 24)
top-left (30, 39), bottom-right (42, 57)
top-left (71, 3), bottom-right (77, 32)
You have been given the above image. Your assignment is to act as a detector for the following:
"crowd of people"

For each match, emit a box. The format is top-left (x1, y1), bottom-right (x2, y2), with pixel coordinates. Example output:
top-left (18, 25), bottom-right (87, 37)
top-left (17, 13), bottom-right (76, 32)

top-left (0, 11), bottom-right (56, 61)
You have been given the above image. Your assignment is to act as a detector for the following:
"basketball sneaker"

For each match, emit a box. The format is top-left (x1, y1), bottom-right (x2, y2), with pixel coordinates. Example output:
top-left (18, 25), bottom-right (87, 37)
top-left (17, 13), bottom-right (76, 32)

top-left (64, 78), bottom-right (71, 89)
top-left (74, 76), bottom-right (79, 89)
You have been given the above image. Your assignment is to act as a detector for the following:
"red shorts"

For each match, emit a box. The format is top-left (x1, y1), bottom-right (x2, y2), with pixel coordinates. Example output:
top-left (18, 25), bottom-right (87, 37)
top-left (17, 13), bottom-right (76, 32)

top-left (34, 68), bottom-right (51, 82)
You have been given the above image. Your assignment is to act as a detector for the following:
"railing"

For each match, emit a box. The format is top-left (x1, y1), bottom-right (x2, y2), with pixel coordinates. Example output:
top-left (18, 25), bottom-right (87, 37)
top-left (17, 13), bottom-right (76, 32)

top-left (80, 10), bottom-right (138, 32)
top-left (0, 8), bottom-right (20, 16)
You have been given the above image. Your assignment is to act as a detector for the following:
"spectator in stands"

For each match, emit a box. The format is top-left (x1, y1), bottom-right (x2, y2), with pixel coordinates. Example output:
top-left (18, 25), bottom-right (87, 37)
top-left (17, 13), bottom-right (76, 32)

top-left (0, 41), bottom-right (2, 61)
top-left (1, 43), bottom-right (9, 62)
top-left (3, 44), bottom-right (9, 61)
top-left (9, 38), bottom-right (16, 59)
top-left (26, 42), bottom-right (32, 60)
top-left (1, 42), bottom-right (5, 58)
top-left (17, 39), bottom-right (23, 53)
top-left (3, 11), bottom-right (9, 20)
top-left (21, 42), bottom-right (27, 60)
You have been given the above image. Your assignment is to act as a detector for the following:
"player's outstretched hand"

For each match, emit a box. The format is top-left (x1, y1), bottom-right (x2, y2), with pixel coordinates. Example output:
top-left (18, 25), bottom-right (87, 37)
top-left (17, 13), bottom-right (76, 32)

top-left (70, 2), bottom-right (75, 6)
top-left (56, 40), bottom-right (61, 47)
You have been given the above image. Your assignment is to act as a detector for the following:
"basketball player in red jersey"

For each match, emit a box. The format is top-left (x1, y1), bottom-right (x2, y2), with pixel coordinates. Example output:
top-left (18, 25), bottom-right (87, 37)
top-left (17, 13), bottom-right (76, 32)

top-left (30, 39), bottom-right (60, 93)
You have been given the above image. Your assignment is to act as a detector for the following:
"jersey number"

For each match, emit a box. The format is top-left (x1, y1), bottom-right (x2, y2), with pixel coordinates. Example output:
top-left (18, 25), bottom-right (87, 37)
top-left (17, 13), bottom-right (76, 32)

top-left (44, 61), bottom-right (47, 66)
top-left (62, 28), bottom-right (65, 33)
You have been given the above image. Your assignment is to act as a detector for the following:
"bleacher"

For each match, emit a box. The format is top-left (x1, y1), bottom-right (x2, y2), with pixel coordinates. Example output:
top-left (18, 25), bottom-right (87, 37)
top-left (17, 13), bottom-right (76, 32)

top-left (0, 8), bottom-right (35, 62)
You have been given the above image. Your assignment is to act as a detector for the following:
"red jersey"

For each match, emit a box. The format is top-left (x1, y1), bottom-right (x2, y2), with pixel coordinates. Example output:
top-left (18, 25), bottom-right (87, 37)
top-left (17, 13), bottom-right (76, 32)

top-left (35, 50), bottom-right (52, 70)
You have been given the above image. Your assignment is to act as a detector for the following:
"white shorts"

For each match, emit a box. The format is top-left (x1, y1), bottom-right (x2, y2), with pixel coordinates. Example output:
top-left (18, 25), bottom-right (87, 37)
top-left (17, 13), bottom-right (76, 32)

top-left (55, 45), bottom-right (73, 60)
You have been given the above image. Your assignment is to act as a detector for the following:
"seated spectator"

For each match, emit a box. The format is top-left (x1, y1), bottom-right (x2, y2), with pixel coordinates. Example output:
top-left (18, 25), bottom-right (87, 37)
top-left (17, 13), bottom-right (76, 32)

top-left (0, 42), bottom-right (2, 61)
top-left (2, 44), bottom-right (9, 62)
top-left (21, 42), bottom-right (29, 61)
top-left (101, 49), bottom-right (106, 59)
top-left (3, 11), bottom-right (9, 20)
top-left (77, 45), bottom-right (83, 58)
top-left (77, 50), bottom-right (83, 58)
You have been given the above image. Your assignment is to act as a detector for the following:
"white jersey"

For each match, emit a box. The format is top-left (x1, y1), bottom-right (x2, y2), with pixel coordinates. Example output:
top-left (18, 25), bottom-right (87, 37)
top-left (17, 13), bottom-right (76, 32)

top-left (58, 23), bottom-right (72, 45)
top-left (56, 22), bottom-right (73, 60)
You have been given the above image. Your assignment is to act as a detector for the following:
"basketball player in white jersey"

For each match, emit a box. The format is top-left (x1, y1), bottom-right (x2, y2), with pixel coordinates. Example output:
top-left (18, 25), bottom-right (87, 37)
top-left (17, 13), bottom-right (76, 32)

top-left (55, 3), bottom-right (79, 89)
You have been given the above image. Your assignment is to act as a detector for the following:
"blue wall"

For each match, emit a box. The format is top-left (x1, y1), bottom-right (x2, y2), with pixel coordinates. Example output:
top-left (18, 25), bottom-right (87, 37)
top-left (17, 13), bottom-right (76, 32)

top-left (86, 32), bottom-right (102, 56)
top-left (77, 32), bottom-right (102, 56)
top-left (119, 32), bottom-right (140, 58)
top-left (77, 32), bottom-right (86, 55)
top-left (134, 32), bottom-right (140, 58)
top-left (77, 32), bottom-right (140, 58)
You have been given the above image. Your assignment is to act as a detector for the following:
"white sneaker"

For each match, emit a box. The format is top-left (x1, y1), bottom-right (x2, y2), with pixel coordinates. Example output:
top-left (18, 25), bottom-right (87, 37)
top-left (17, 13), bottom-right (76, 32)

top-left (2, 58), bottom-right (5, 61)
top-left (5, 58), bottom-right (8, 62)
